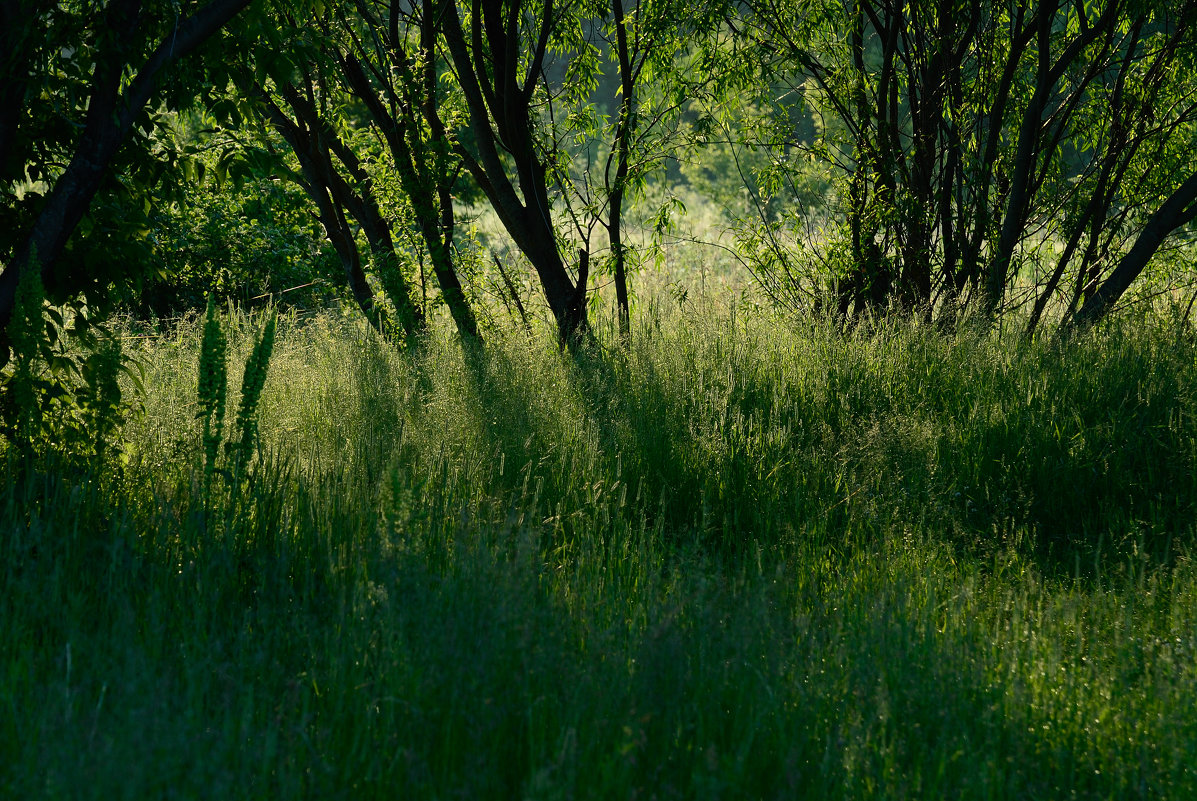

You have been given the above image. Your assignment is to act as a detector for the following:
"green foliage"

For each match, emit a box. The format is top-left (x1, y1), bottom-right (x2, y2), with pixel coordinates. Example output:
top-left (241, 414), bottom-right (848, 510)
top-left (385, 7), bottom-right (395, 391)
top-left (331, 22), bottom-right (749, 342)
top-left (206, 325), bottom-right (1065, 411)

top-left (0, 265), bottom-right (129, 469)
top-left (542, 0), bottom-right (723, 262)
top-left (138, 159), bottom-right (343, 318)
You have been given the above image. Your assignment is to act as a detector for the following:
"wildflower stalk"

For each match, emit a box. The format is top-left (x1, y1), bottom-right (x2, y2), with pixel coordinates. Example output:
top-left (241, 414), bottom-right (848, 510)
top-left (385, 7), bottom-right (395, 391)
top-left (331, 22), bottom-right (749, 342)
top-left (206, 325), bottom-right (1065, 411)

top-left (227, 311), bottom-right (277, 474)
top-left (196, 296), bottom-right (228, 486)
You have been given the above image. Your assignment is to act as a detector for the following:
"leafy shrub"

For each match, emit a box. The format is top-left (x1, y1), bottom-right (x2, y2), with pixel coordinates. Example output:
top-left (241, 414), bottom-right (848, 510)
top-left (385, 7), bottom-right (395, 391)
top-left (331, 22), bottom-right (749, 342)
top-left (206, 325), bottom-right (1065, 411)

top-left (0, 266), bottom-right (130, 471)
top-left (135, 176), bottom-right (343, 319)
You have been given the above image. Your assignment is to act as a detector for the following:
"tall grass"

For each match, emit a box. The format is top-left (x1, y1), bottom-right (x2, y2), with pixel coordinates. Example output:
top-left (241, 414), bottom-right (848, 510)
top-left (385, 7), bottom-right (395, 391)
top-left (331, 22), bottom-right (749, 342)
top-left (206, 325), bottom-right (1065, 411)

top-left (3, 302), bottom-right (1197, 798)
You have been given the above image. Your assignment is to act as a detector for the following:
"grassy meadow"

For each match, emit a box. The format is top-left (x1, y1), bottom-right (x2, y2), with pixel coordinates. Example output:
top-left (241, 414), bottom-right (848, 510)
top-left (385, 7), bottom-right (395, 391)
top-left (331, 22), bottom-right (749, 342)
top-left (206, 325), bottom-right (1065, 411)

top-left (4, 295), bottom-right (1197, 799)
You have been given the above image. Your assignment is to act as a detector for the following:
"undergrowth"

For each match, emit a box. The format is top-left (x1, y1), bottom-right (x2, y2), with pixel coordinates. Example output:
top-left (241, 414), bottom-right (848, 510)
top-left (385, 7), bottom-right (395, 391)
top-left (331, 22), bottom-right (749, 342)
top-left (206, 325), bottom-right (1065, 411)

top-left (3, 301), bottom-right (1197, 799)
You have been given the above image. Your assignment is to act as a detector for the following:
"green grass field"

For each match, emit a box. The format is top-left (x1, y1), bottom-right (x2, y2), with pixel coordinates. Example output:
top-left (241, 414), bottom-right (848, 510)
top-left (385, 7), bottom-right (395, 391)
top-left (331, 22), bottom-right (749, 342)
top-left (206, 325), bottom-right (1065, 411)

top-left (3, 300), bottom-right (1197, 799)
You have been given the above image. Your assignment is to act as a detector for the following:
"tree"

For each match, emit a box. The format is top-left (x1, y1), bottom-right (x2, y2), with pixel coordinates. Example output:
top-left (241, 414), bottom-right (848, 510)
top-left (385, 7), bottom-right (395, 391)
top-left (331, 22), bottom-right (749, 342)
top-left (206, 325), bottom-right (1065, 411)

top-left (1070, 173), bottom-right (1197, 331)
top-left (230, 0), bottom-right (482, 343)
top-left (732, 0), bottom-right (1197, 330)
top-left (437, 0), bottom-right (713, 345)
top-left (255, 69), bottom-right (427, 340)
top-left (329, 0), bottom-right (481, 341)
top-left (575, 0), bottom-right (717, 338)
top-left (438, 0), bottom-right (592, 345)
top-left (0, 0), bottom-right (257, 360)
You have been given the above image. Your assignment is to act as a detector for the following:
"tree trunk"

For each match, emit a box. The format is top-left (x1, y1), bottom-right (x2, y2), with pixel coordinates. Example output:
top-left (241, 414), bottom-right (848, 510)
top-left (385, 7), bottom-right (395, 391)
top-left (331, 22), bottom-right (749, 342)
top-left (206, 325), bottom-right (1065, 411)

top-left (1069, 171), bottom-right (1197, 331)
top-left (260, 90), bottom-right (425, 340)
top-left (439, 0), bottom-right (588, 346)
top-left (335, 47), bottom-right (478, 342)
top-left (609, 0), bottom-right (634, 339)
top-left (0, 0), bottom-right (254, 355)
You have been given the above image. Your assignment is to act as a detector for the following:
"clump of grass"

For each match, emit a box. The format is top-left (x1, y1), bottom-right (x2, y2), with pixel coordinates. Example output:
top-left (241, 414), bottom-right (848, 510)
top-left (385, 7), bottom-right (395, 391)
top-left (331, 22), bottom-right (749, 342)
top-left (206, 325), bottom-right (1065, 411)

top-left (3, 303), bottom-right (1197, 799)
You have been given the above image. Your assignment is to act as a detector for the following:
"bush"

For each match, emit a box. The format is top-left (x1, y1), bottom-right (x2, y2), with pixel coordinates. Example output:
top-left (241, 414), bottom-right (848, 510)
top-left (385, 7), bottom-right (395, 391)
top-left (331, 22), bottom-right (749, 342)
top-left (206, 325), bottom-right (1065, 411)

top-left (135, 176), bottom-right (343, 319)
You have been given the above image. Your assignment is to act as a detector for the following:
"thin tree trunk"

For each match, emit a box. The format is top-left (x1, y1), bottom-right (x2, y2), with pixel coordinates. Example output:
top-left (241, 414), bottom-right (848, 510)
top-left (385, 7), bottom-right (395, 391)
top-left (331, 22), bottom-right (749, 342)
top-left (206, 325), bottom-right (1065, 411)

top-left (610, 0), bottom-right (634, 339)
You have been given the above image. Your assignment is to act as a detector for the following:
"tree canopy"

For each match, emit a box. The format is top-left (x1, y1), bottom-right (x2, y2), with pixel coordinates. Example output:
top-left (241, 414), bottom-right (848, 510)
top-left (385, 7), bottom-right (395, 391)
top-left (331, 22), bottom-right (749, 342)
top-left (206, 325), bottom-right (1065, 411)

top-left (4, 0), bottom-right (1197, 355)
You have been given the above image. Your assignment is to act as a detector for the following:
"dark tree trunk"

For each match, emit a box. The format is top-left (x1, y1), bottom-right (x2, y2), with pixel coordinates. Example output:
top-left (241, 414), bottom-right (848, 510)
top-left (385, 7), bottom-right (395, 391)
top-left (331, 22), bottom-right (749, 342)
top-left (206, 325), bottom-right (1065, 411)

top-left (0, 0), bottom-right (254, 356)
top-left (1069, 171), bottom-right (1197, 331)
top-left (609, 0), bottom-right (634, 339)
top-left (440, 0), bottom-right (588, 346)
top-left (335, 42), bottom-right (480, 343)
top-left (262, 94), bottom-right (377, 326)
